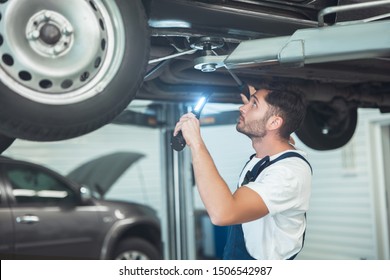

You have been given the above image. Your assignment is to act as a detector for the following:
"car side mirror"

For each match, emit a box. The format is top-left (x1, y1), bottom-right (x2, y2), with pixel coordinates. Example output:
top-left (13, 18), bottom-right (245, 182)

top-left (80, 186), bottom-right (94, 204)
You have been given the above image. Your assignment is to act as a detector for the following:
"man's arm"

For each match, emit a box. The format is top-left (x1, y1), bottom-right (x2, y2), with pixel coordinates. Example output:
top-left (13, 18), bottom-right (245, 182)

top-left (173, 113), bottom-right (269, 226)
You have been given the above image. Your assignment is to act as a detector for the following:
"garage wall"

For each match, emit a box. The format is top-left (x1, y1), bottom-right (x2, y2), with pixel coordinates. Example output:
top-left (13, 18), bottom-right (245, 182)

top-left (296, 109), bottom-right (381, 260)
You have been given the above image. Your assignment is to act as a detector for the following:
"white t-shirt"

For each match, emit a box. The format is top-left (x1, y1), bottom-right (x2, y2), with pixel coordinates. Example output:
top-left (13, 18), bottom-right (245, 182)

top-left (238, 150), bottom-right (312, 260)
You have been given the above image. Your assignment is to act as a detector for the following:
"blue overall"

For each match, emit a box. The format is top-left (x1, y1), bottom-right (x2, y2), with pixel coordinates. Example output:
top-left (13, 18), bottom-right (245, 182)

top-left (223, 152), bottom-right (312, 260)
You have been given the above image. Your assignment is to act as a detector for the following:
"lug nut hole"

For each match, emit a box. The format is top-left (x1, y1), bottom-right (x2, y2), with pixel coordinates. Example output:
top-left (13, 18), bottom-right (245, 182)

top-left (39, 79), bottom-right (53, 89)
top-left (19, 71), bottom-right (32, 81)
top-left (61, 80), bottom-right (73, 89)
top-left (2, 54), bottom-right (14, 66)
top-left (101, 39), bottom-right (106, 51)
top-left (80, 72), bottom-right (90, 82)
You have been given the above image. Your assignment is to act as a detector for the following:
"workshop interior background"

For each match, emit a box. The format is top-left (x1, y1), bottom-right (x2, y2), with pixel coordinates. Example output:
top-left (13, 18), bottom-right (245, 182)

top-left (4, 104), bottom-right (390, 260)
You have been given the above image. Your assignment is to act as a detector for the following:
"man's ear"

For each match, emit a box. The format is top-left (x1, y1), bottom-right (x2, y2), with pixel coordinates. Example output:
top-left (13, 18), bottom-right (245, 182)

top-left (267, 115), bottom-right (283, 131)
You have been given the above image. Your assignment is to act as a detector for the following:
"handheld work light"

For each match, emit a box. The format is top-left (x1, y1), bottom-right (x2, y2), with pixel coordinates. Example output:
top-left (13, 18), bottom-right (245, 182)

top-left (171, 94), bottom-right (210, 151)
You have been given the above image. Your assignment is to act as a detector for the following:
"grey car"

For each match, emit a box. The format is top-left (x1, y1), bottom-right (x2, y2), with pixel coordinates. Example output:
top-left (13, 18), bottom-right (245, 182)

top-left (0, 152), bottom-right (162, 260)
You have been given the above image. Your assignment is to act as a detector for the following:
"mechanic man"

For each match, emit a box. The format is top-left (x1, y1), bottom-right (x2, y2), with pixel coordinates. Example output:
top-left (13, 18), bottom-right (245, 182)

top-left (173, 85), bottom-right (312, 260)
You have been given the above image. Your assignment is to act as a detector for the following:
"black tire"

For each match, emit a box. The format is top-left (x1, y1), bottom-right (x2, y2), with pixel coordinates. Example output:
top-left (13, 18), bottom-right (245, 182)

top-left (296, 102), bottom-right (358, 151)
top-left (113, 238), bottom-right (161, 260)
top-left (0, 0), bottom-right (149, 141)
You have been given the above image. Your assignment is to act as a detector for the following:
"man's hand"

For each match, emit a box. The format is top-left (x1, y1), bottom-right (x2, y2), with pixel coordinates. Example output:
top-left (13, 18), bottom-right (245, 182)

top-left (173, 112), bottom-right (203, 148)
top-left (240, 85), bottom-right (257, 104)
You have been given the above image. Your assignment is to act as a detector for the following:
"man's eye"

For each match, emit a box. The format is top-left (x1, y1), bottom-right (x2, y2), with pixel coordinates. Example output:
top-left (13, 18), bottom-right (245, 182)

top-left (252, 102), bottom-right (257, 107)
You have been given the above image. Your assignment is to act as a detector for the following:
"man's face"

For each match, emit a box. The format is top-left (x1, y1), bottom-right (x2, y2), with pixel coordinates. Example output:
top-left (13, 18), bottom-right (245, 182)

top-left (236, 89), bottom-right (272, 139)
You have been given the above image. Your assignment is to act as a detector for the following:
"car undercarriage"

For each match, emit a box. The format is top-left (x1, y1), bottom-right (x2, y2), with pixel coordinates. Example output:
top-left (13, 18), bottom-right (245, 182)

top-left (0, 0), bottom-right (389, 151)
top-left (141, 0), bottom-right (390, 150)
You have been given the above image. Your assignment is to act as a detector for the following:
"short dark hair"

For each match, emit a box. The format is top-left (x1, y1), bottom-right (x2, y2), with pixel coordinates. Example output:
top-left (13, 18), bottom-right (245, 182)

top-left (263, 86), bottom-right (307, 140)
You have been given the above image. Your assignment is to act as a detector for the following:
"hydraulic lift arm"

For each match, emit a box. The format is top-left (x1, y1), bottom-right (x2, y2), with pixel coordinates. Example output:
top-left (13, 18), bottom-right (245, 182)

top-left (194, 0), bottom-right (390, 73)
top-left (194, 19), bottom-right (390, 72)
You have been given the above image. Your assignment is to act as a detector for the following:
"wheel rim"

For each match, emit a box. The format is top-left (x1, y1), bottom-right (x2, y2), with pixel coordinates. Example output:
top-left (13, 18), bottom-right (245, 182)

top-left (0, 0), bottom-right (125, 105)
top-left (115, 250), bottom-right (151, 260)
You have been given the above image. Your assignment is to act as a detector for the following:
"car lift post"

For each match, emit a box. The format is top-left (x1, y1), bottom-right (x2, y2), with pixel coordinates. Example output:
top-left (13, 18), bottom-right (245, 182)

top-left (159, 102), bottom-right (197, 260)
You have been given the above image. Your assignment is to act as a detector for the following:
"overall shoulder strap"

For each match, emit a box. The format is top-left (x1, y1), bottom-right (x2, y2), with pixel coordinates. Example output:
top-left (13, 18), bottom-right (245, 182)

top-left (248, 151), bottom-right (312, 184)
top-left (271, 152), bottom-right (313, 174)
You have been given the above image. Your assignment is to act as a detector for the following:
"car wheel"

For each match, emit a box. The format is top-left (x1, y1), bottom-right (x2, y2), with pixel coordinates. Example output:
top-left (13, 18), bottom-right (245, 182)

top-left (113, 238), bottom-right (161, 260)
top-left (295, 101), bottom-right (358, 151)
top-left (0, 0), bottom-right (149, 141)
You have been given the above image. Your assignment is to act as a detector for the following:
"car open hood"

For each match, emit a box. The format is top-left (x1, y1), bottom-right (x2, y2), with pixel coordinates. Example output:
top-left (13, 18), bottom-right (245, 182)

top-left (66, 152), bottom-right (145, 197)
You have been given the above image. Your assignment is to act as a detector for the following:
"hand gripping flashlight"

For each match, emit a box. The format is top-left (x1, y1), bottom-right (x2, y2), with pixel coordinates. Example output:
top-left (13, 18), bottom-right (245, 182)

top-left (171, 94), bottom-right (210, 151)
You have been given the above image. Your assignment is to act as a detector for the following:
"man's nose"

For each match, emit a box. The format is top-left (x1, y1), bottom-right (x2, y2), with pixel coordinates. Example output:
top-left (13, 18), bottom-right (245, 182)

top-left (239, 103), bottom-right (249, 113)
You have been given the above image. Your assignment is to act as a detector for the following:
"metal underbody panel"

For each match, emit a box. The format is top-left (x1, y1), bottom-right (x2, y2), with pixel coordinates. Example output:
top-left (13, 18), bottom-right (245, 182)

top-left (194, 20), bottom-right (390, 71)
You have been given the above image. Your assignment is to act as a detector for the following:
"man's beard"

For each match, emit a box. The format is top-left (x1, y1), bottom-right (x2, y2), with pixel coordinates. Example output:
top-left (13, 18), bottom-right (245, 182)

top-left (236, 118), bottom-right (267, 139)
